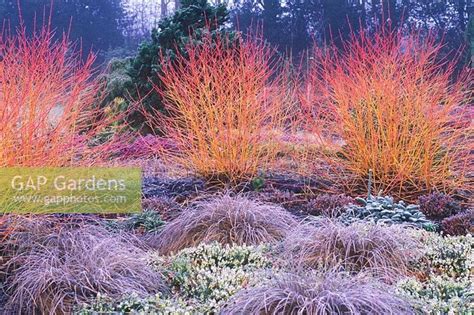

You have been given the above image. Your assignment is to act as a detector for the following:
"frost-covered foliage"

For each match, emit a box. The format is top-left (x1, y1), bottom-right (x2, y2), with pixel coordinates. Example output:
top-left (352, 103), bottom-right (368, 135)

top-left (441, 210), bottom-right (473, 236)
top-left (398, 233), bottom-right (473, 314)
top-left (105, 210), bottom-right (165, 233)
top-left (282, 219), bottom-right (422, 282)
top-left (418, 192), bottom-right (461, 221)
top-left (149, 242), bottom-right (272, 313)
top-left (76, 293), bottom-right (195, 314)
top-left (304, 194), bottom-right (354, 217)
top-left (397, 277), bottom-right (472, 314)
top-left (341, 194), bottom-right (436, 230)
top-left (5, 226), bottom-right (166, 314)
top-left (417, 234), bottom-right (473, 280)
top-left (223, 271), bottom-right (414, 314)
top-left (155, 194), bottom-right (297, 254)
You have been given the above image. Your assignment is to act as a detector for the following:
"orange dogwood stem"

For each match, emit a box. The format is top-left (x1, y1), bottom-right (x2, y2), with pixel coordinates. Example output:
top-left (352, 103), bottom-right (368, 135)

top-left (145, 30), bottom-right (288, 183)
top-left (0, 24), bottom-right (128, 167)
top-left (301, 27), bottom-right (473, 201)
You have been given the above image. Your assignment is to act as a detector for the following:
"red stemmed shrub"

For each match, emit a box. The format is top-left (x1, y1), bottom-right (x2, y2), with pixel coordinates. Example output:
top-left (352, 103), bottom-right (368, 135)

top-left (118, 135), bottom-right (168, 159)
top-left (301, 28), bottom-right (473, 201)
top-left (144, 31), bottom-right (287, 182)
top-left (0, 24), bottom-right (124, 167)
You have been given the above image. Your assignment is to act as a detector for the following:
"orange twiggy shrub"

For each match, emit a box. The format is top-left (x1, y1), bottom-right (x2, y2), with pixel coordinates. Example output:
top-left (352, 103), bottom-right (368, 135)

top-left (0, 25), bottom-right (123, 167)
top-left (301, 29), bottom-right (473, 201)
top-left (145, 32), bottom-right (287, 182)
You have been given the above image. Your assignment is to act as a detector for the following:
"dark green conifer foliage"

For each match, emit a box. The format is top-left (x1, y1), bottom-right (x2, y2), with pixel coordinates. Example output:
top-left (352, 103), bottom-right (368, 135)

top-left (126, 0), bottom-right (233, 130)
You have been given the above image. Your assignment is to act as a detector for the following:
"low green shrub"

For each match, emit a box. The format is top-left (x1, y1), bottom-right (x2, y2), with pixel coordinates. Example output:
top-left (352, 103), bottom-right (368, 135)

top-left (149, 242), bottom-right (271, 313)
top-left (397, 233), bottom-right (473, 314)
top-left (77, 293), bottom-right (195, 314)
top-left (397, 277), bottom-right (472, 314)
top-left (105, 210), bottom-right (165, 233)
top-left (126, 210), bottom-right (165, 233)
top-left (417, 234), bottom-right (473, 280)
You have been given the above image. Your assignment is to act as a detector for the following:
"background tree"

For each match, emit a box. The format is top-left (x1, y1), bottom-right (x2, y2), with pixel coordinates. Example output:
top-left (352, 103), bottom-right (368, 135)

top-left (102, 0), bottom-right (233, 131)
top-left (231, 0), bottom-right (472, 62)
top-left (232, 0), bottom-right (292, 55)
top-left (0, 0), bottom-right (126, 62)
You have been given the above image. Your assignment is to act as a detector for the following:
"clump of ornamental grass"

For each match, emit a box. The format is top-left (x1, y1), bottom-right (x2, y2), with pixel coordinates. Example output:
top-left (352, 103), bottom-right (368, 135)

top-left (154, 194), bottom-right (297, 255)
top-left (301, 27), bottom-right (473, 201)
top-left (222, 271), bottom-right (413, 314)
top-left (282, 219), bottom-right (422, 282)
top-left (1, 215), bottom-right (102, 258)
top-left (144, 30), bottom-right (288, 183)
top-left (0, 215), bottom-right (103, 287)
top-left (0, 23), bottom-right (127, 167)
top-left (5, 224), bottom-right (167, 314)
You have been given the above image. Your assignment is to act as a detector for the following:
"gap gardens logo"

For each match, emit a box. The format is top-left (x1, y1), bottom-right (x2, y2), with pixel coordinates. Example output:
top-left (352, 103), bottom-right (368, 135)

top-left (0, 167), bottom-right (141, 214)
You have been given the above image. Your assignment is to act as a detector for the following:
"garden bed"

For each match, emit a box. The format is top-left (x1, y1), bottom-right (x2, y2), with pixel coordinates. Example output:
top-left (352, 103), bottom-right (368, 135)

top-left (1, 1), bottom-right (472, 313)
top-left (1, 168), bottom-right (472, 314)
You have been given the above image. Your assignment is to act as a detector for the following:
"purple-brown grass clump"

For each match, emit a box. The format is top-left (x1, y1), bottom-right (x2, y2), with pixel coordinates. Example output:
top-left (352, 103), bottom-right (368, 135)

top-left (282, 219), bottom-right (422, 282)
top-left (154, 194), bottom-right (298, 255)
top-left (1, 215), bottom-right (102, 259)
top-left (441, 210), bottom-right (473, 236)
top-left (5, 225), bottom-right (167, 314)
top-left (222, 271), bottom-right (413, 314)
top-left (304, 194), bottom-right (354, 217)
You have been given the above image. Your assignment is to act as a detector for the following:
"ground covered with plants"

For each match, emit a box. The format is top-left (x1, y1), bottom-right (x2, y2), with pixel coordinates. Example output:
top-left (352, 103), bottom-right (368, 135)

top-left (0, 1), bottom-right (473, 314)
